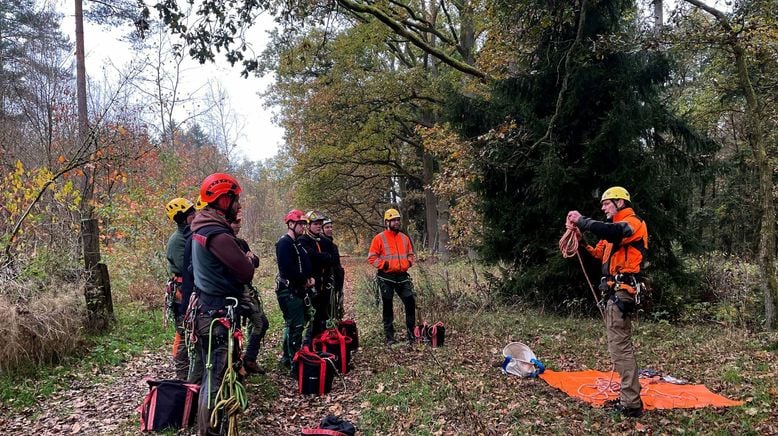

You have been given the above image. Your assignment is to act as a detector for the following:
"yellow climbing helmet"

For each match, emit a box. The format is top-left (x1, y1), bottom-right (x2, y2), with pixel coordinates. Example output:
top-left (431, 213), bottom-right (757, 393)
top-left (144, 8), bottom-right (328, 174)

top-left (195, 195), bottom-right (208, 211)
top-left (601, 186), bottom-right (631, 203)
top-left (165, 197), bottom-right (194, 221)
top-left (383, 208), bottom-right (401, 221)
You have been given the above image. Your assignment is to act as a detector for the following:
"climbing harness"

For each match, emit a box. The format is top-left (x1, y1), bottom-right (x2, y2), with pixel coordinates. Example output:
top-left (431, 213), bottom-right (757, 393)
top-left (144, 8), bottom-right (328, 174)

top-left (163, 276), bottom-right (183, 328)
top-left (183, 293), bottom-right (199, 381)
top-left (205, 297), bottom-right (248, 436)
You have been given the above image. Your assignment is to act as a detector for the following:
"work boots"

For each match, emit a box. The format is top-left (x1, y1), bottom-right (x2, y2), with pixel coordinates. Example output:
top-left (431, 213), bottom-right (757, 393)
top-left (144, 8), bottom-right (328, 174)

top-left (604, 399), bottom-right (644, 418)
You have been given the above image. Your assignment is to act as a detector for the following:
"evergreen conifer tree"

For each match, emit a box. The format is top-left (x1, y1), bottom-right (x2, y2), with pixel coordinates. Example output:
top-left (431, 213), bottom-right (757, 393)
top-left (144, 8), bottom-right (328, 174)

top-left (447, 0), bottom-right (716, 311)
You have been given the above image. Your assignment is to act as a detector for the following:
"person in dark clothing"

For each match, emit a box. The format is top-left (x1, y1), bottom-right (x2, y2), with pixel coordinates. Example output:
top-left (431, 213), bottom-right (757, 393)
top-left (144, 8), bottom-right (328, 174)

top-left (321, 218), bottom-right (345, 319)
top-left (275, 209), bottom-right (314, 370)
top-left (191, 173), bottom-right (254, 436)
top-left (230, 212), bottom-right (269, 374)
top-left (298, 210), bottom-right (335, 341)
top-left (178, 196), bottom-right (209, 383)
top-left (164, 197), bottom-right (195, 380)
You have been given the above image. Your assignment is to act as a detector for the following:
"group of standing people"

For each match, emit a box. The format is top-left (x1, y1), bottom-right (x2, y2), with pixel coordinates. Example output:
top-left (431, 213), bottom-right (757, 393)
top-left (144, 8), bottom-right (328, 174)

top-left (274, 209), bottom-right (345, 371)
top-left (164, 172), bottom-right (647, 428)
top-left (164, 173), bottom-right (363, 435)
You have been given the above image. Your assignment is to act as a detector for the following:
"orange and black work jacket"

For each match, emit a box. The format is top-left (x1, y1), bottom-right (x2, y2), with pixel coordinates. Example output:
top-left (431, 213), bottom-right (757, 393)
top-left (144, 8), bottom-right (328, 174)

top-left (576, 207), bottom-right (648, 277)
top-left (368, 230), bottom-right (415, 274)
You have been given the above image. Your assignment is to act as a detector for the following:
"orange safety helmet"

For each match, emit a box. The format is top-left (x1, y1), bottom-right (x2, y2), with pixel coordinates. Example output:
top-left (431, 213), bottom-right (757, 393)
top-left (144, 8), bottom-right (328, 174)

top-left (284, 209), bottom-right (307, 224)
top-left (200, 173), bottom-right (242, 203)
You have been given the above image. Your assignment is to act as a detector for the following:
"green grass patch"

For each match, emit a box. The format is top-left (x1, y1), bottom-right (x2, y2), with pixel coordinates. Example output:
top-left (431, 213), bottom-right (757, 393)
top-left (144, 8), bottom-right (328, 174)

top-left (0, 302), bottom-right (169, 411)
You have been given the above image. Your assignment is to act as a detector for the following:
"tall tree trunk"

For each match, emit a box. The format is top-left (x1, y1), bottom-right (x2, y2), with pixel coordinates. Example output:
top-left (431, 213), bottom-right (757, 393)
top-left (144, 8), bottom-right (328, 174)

top-left (683, 0), bottom-right (778, 329)
top-left (422, 150), bottom-right (439, 251)
top-left (653, 0), bottom-right (663, 29)
top-left (75, 0), bottom-right (113, 330)
top-left (733, 45), bottom-right (778, 329)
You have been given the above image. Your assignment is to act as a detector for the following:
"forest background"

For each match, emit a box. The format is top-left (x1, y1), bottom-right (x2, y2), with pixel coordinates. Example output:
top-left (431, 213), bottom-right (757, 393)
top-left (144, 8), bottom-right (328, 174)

top-left (0, 0), bottom-right (776, 430)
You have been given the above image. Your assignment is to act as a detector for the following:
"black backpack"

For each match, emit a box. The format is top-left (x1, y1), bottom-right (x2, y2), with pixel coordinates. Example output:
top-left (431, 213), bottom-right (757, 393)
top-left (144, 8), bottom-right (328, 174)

top-left (300, 415), bottom-right (357, 436)
top-left (138, 379), bottom-right (199, 431)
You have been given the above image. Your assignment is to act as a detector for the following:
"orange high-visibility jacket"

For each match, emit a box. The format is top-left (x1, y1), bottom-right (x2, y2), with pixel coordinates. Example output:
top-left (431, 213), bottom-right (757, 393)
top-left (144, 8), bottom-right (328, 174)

top-left (368, 230), bottom-right (415, 273)
top-left (584, 207), bottom-right (648, 276)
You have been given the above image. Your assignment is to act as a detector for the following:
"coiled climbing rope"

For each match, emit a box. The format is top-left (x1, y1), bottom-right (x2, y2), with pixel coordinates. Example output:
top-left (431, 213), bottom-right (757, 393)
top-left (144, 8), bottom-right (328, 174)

top-left (206, 301), bottom-right (248, 436)
top-left (559, 221), bottom-right (604, 319)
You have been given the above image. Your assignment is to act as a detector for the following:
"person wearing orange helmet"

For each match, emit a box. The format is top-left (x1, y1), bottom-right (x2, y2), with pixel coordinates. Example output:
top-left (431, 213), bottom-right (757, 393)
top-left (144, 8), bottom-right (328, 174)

top-left (164, 197), bottom-right (196, 381)
top-left (190, 173), bottom-right (255, 435)
top-left (368, 208), bottom-right (416, 345)
top-left (567, 186), bottom-right (648, 418)
top-left (275, 209), bottom-right (314, 371)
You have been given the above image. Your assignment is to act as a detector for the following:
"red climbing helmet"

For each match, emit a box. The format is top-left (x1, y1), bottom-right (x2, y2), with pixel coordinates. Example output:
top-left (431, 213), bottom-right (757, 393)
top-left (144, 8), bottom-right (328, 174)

top-left (284, 209), bottom-right (307, 224)
top-left (200, 173), bottom-right (242, 203)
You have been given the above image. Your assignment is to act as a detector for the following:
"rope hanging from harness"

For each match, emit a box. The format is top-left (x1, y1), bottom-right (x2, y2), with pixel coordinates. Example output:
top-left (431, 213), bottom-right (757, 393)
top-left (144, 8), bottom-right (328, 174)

top-left (205, 298), bottom-right (248, 436)
top-left (559, 223), bottom-right (605, 319)
top-left (326, 278), bottom-right (339, 330)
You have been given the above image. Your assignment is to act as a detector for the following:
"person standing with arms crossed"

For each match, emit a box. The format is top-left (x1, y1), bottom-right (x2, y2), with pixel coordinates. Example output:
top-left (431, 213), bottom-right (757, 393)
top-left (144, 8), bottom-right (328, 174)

top-left (567, 186), bottom-right (647, 418)
top-left (190, 173), bottom-right (253, 435)
top-left (368, 208), bottom-right (416, 345)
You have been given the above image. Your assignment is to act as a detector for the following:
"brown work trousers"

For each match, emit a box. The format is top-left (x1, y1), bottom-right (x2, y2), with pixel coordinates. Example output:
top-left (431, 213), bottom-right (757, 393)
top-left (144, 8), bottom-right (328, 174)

top-left (605, 291), bottom-right (642, 408)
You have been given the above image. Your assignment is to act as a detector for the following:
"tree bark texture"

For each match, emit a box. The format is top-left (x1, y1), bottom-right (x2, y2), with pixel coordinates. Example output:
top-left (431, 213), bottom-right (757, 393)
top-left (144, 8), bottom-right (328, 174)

top-left (75, 0), bottom-right (113, 329)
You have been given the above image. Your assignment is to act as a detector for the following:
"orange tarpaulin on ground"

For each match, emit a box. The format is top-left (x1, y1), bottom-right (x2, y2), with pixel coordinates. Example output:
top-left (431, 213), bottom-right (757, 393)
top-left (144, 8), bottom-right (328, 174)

top-left (539, 369), bottom-right (744, 410)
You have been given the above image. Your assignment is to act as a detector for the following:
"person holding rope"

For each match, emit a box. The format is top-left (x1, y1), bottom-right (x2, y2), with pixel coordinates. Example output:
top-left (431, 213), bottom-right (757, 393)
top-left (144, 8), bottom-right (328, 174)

top-left (566, 186), bottom-right (648, 418)
top-left (275, 209), bottom-right (315, 372)
top-left (164, 197), bottom-right (196, 381)
top-left (368, 208), bottom-right (416, 345)
top-left (191, 173), bottom-right (253, 435)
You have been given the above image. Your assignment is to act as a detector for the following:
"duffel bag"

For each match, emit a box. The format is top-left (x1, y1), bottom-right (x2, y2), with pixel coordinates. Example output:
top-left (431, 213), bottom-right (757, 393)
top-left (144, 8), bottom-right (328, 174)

top-left (313, 328), bottom-right (352, 374)
top-left (293, 347), bottom-right (337, 395)
top-left (138, 379), bottom-right (199, 432)
top-left (426, 322), bottom-right (445, 347)
top-left (338, 319), bottom-right (359, 354)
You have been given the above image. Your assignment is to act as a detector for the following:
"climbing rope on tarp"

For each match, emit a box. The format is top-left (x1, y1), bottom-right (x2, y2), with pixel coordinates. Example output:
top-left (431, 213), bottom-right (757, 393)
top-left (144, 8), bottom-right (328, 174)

top-left (539, 369), bottom-right (744, 410)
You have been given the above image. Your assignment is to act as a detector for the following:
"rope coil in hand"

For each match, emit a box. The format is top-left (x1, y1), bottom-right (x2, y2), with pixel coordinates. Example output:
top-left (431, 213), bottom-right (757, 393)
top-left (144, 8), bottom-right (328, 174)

top-left (559, 222), bottom-right (604, 319)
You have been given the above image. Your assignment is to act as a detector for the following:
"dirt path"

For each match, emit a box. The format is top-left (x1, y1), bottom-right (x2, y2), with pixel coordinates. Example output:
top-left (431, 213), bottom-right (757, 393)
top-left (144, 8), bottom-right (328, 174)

top-left (1, 348), bottom-right (172, 435)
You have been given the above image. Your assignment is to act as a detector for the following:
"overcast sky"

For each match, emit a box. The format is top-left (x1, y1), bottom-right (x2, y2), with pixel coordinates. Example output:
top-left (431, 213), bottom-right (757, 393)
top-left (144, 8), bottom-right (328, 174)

top-left (54, 0), bottom-right (284, 162)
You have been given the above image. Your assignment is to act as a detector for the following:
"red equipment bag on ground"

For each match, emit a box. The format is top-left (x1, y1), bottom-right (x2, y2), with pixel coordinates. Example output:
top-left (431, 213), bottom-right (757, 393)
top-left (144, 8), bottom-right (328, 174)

top-left (138, 379), bottom-right (199, 432)
top-left (313, 328), bottom-right (353, 374)
top-left (293, 347), bottom-right (337, 395)
top-left (427, 322), bottom-right (445, 347)
top-left (414, 322), bottom-right (445, 347)
top-left (338, 319), bottom-right (359, 354)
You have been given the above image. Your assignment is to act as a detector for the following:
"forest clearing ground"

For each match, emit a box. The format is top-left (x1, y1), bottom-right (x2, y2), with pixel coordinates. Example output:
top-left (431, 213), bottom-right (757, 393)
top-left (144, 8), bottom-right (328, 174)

top-left (2, 258), bottom-right (777, 435)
